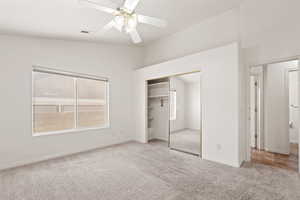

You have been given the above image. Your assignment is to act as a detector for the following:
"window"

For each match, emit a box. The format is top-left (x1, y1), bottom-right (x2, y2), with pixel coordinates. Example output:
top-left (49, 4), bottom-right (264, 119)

top-left (32, 67), bottom-right (109, 135)
top-left (170, 90), bottom-right (176, 120)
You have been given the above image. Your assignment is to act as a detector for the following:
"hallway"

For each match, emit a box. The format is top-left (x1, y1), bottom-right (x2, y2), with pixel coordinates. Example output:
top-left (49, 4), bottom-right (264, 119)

top-left (251, 143), bottom-right (298, 172)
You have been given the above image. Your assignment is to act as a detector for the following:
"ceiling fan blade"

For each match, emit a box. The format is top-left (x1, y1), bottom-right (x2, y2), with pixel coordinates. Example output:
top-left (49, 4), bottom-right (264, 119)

top-left (79, 0), bottom-right (117, 14)
top-left (138, 15), bottom-right (167, 28)
top-left (123, 0), bottom-right (140, 11)
top-left (129, 29), bottom-right (142, 44)
top-left (101, 21), bottom-right (115, 32)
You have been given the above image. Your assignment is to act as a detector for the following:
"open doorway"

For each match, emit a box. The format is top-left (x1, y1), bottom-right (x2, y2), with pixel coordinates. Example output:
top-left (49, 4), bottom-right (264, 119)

top-left (146, 71), bottom-right (202, 157)
top-left (147, 78), bottom-right (170, 143)
top-left (249, 60), bottom-right (299, 172)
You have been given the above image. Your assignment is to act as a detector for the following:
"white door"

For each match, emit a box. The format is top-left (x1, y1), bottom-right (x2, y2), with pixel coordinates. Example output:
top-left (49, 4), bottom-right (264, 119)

top-left (289, 71), bottom-right (299, 144)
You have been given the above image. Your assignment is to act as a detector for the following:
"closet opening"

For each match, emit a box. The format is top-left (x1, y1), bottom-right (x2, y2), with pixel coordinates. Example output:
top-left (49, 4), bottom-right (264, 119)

top-left (147, 78), bottom-right (170, 144)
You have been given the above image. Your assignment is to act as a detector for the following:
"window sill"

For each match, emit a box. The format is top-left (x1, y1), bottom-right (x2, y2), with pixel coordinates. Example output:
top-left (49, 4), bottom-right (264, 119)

top-left (32, 125), bottom-right (110, 137)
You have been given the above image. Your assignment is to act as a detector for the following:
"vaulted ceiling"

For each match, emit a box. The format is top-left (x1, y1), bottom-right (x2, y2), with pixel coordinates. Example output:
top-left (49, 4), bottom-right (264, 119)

top-left (0, 0), bottom-right (242, 45)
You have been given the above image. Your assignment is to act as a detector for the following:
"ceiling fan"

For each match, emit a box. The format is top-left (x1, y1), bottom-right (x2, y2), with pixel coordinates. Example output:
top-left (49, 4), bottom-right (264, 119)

top-left (79, 0), bottom-right (167, 44)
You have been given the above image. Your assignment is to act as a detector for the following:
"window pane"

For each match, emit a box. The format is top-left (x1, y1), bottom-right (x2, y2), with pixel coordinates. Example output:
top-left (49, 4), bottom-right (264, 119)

top-left (33, 72), bottom-right (75, 134)
top-left (77, 78), bottom-right (108, 128)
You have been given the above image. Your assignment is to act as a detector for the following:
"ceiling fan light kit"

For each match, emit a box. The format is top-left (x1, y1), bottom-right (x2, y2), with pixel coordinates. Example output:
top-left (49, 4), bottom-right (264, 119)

top-left (113, 9), bottom-right (138, 33)
top-left (79, 0), bottom-right (167, 44)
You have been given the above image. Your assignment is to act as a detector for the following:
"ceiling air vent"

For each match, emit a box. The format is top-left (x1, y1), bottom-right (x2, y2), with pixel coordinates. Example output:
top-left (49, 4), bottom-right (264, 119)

top-left (80, 30), bottom-right (90, 34)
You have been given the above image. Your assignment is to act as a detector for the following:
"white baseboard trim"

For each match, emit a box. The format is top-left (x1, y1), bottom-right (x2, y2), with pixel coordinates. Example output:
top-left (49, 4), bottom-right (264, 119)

top-left (150, 136), bottom-right (168, 142)
top-left (0, 139), bottom-right (134, 171)
top-left (171, 128), bottom-right (201, 134)
top-left (264, 148), bottom-right (289, 155)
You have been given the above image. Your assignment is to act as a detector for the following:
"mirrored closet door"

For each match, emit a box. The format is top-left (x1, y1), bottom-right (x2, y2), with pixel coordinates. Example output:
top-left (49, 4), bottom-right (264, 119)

top-left (169, 72), bottom-right (202, 156)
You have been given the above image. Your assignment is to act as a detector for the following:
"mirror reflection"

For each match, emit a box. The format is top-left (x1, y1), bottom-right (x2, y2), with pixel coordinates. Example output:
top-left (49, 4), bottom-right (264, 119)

top-left (169, 72), bottom-right (201, 156)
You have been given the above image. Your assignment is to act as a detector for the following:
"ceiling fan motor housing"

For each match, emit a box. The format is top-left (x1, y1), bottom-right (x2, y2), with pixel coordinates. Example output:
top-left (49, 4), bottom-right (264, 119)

top-left (114, 8), bottom-right (138, 33)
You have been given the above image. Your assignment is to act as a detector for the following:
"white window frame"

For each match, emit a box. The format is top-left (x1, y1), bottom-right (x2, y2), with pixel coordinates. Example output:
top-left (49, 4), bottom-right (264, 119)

top-left (32, 66), bottom-right (110, 136)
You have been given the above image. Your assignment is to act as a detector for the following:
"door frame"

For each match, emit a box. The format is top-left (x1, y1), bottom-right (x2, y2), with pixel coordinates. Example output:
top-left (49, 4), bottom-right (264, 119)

top-left (248, 66), bottom-right (265, 154)
top-left (250, 74), bottom-right (260, 149)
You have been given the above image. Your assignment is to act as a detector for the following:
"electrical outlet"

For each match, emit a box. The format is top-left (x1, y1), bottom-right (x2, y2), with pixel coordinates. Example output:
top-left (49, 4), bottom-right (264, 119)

top-left (217, 144), bottom-right (222, 151)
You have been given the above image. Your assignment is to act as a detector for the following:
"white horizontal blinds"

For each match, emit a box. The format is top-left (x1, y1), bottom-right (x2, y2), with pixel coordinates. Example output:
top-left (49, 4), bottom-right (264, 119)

top-left (77, 78), bottom-right (108, 128)
top-left (33, 66), bottom-right (108, 82)
top-left (32, 66), bottom-right (110, 135)
top-left (32, 70), bottom-right (76, 133)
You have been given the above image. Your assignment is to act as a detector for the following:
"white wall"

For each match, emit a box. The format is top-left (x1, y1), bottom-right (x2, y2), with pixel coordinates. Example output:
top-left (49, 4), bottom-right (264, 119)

top-left (185, 82), bottom-right (201, 130)
top-left (289, 71), bottom-right (299, 144)
top-left (241, 0), bottom-right (300, 65)
top-left (0, 34), bottom-right (143, 170)
top-left (134, 43), bottom-right (243, 167)
top-left (170, 77), bottom-right (185, 132)
top-left (143, 9), bottom-right (239, 66)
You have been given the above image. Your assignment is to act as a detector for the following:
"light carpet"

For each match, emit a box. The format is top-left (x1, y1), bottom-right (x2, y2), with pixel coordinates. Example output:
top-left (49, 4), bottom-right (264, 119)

top-left (0, 141), bottom-right (300, 200)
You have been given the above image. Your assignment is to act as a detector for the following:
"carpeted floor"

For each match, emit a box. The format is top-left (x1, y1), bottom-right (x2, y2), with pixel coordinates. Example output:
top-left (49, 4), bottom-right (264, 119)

top-left (1, 140), bottom-right (300, 200)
